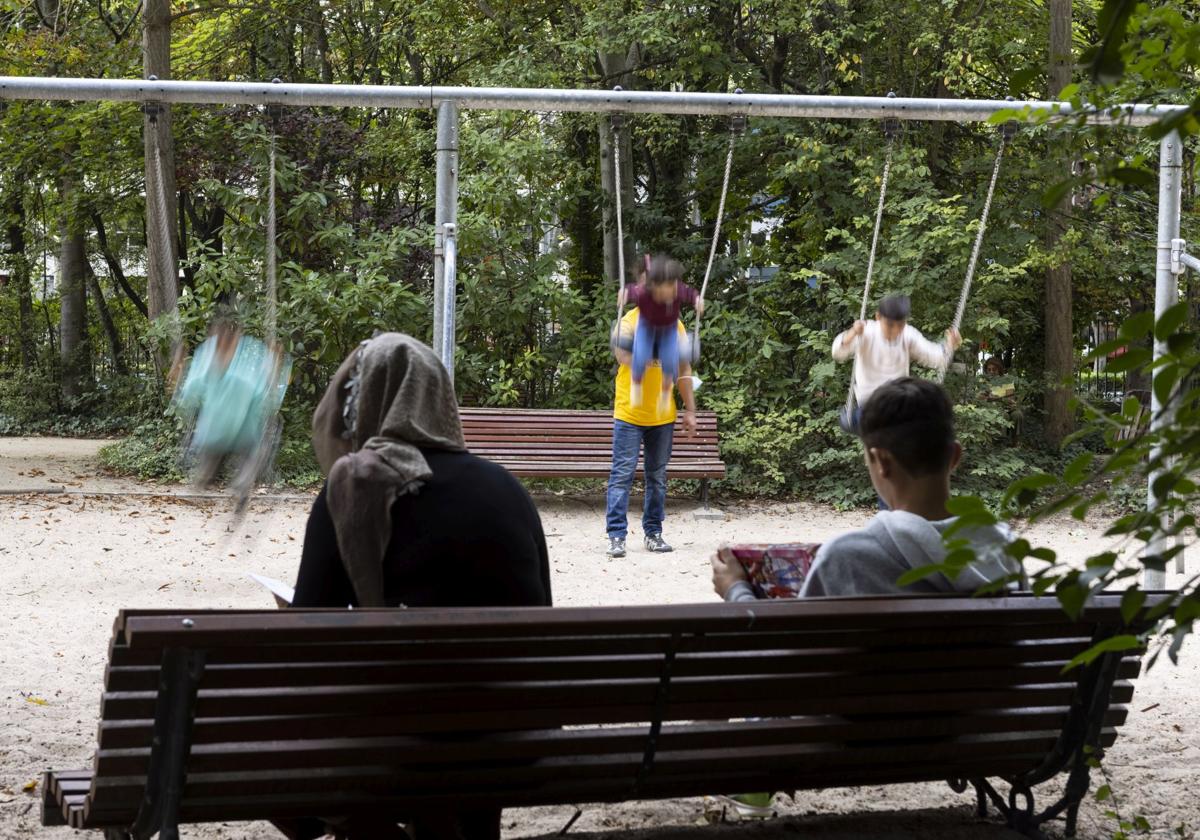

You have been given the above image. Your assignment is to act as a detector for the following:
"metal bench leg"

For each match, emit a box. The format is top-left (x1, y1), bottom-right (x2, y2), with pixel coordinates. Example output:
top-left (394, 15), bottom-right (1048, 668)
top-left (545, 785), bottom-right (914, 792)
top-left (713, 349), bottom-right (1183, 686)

top-left (1065, 800), bottom-right (1081, 839)
top-left (130, 648), bottom-right (206, 840)
top-left (700, 478), bottom-right (710, 509)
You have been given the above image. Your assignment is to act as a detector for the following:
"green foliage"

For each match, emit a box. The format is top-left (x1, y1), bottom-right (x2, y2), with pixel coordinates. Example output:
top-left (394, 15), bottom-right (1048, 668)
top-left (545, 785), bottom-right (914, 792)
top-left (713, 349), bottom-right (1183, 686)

top-left (99, 415), bottom-right (186, 482)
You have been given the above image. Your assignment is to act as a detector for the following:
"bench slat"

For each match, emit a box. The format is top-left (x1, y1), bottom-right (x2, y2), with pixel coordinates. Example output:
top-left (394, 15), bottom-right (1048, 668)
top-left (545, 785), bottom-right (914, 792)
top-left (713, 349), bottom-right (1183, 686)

top-left (103, 640), bottom-right (1127, 691)
top-left (93, 707), bottom-right (1131, 776)
top-left (82, 728), bottom-right (1120, 823)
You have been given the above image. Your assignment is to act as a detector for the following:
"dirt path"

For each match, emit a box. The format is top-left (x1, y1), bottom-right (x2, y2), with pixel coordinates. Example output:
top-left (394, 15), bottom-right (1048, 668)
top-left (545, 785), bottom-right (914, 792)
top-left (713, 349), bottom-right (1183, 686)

top-left (1, 438), bottom-right (1195, 840)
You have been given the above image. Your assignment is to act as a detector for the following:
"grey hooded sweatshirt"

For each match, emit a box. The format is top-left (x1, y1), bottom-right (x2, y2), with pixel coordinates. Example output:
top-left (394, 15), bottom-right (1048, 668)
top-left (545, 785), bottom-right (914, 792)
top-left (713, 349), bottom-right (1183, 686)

top-left (724, 510), bottom-right (1019, 602)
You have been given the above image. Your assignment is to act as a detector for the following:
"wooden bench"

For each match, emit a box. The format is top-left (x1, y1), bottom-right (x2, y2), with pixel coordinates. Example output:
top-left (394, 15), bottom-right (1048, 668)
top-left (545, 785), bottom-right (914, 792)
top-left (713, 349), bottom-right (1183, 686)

top-left (44, 595), bottom-right (1151, 839)
top-left (459, 407), bottom-right (726, 504)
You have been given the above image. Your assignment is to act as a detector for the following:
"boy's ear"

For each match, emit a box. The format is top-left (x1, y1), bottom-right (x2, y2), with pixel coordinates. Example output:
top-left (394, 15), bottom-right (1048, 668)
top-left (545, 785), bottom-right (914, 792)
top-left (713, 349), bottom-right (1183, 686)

top-left (948, 441), bottom-right (963, 473)
top-left (866, 446), bottom-right (895, 478)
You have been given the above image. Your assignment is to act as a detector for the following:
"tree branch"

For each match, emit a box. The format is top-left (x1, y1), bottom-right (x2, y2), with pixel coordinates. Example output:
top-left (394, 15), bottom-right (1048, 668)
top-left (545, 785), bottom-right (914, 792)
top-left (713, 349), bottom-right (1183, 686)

top-left (91, 211), bottom-right (147, 317)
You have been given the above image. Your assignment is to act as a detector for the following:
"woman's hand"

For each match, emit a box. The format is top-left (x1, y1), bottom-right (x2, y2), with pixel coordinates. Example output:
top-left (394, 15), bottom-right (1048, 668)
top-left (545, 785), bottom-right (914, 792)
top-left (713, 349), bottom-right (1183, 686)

top-left (711, 545), bottom-right (748, 598)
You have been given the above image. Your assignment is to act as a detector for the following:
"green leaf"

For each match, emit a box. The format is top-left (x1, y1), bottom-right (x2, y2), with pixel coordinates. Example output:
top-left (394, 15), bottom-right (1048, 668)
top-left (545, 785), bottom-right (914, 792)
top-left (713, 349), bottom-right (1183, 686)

top-left (1155, 302), bottom-right (1189, 341)
top-left (1056, 579), bottom-right (1088, 620)
top-left (1065, 635), bottom-right (1143, 671)
top-left (1063, 452), bottom-right (1094, 487)
top-left (1121, 589), bottom-right (1147, 625)
top-left (896, 563), bottom-right (948, 587)
top-left (1119, 310), bottom-right (1154, 340)
top-left (1008, 65), bottom-right (1042, 96)
top-left (1154, 366), bottom-right (1181, 409)
top-left (1095, 784), bottom-right (1112, 802)
top-left (1111, 166), bottom-right (1155, 188)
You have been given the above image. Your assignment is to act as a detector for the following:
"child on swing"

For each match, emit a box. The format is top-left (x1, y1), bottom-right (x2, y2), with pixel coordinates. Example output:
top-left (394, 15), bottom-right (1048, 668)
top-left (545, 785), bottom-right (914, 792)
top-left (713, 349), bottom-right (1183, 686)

top-left (833, 293), bottom-right (962, 430)
top-left (618, 254), bottom-right (704, 412)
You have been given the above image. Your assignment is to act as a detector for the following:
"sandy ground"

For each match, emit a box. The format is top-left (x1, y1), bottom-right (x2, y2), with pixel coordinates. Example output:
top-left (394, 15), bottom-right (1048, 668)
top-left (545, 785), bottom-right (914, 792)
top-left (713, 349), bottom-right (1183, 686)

top-left (0, 438), bottom-right (1197, 840)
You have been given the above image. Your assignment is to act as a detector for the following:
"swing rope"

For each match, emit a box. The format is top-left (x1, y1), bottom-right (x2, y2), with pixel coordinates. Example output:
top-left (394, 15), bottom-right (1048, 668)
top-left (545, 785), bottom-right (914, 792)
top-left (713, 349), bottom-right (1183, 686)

top-left (145, 101), bottom-right (183, 372)
top-left (265, 121), bottom-right (278, 343)
top-left (844, 130), bottom-right (897, 419)
top-left (612, 113), bottom-right (628, 332)
top-left (936, 130), bottom-right (1010, 385)
top-left (691, 118), bottom-right (739, 355)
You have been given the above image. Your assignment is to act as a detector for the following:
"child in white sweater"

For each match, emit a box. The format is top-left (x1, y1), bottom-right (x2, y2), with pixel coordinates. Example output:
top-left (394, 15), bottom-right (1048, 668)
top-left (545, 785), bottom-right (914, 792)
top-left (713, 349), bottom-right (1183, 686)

top-left (832, 294), bottom-right (962, 418)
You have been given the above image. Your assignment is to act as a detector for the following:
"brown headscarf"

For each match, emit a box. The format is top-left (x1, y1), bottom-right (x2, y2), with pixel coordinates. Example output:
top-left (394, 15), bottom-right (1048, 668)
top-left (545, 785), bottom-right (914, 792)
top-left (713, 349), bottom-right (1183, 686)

top-left (311, 333), bottom-right (466, 607)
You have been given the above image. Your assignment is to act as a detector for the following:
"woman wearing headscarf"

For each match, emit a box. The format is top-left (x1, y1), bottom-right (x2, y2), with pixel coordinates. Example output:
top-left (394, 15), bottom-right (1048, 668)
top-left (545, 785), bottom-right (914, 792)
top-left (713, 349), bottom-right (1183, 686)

top-left (293, 332), bottom-right (551, 610)
top-left (279, 333), bottom-right (551, 840)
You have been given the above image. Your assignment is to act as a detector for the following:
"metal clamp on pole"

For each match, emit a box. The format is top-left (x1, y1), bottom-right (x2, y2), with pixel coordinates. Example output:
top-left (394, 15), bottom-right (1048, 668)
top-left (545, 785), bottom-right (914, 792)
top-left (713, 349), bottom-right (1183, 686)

top-left (730, 88), bottom-right (747, 135)
top-left (1001, 95), bottom-right (1020, 141)
top-left (266, 77), bottom-right (284, 128)
top-left (882, 91), bottom-right (900, 140)
top-left (142, 75), bottom-right (163, 123)
top-left (1171, 238), bottom-right (1200, 275)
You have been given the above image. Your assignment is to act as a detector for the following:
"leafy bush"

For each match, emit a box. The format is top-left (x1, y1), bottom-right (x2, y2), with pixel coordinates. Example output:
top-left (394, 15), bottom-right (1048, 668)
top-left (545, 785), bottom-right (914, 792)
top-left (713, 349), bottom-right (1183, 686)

top-left (99, 415), bottom-right (187, 482)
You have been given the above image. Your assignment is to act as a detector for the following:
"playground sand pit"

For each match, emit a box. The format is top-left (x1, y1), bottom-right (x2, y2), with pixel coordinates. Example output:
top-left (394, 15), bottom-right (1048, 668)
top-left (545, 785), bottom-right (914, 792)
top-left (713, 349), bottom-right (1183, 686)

top-left (1, 438), bottom-right (1197, 839)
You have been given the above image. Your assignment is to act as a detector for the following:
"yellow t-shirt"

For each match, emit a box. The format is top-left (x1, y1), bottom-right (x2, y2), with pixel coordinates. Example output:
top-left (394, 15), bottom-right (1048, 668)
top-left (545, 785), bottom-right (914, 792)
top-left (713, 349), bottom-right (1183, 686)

top-left (613, 309), bottom-right (685, 426)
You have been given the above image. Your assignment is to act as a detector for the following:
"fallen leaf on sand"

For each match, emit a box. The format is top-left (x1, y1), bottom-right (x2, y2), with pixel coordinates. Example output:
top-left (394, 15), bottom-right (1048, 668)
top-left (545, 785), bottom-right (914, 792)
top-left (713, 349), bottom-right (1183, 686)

top-left (22, 780), bottom-right (37, 793)
top-left (158, 582), bottom-right (173, 591)
top-left (24, 695), bottom-right (48, 706)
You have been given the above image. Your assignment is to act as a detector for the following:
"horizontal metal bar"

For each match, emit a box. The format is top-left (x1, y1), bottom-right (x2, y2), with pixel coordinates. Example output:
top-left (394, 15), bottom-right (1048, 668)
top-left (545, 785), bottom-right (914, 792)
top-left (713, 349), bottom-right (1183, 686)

top-left (0, 76), bottom-right (1183, 126)
top-left (1182, 251), bottom-right (1200, 273)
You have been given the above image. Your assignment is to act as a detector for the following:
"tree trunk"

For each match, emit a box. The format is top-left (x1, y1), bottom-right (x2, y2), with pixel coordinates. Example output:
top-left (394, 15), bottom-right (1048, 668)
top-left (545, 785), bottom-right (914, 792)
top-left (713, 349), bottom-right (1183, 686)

top-left (1043, 0), bottom-right (1074, 446)
top-left (143, 0), bottom-right (179, 363)
top-left (6, 184), bottom-right (36, 369)
top-left (58, 176), bottom-right (90, 400)
top-left (597, 46), bottom-right (639, 288)
top-left (85, 263), bottom-right (127, 376)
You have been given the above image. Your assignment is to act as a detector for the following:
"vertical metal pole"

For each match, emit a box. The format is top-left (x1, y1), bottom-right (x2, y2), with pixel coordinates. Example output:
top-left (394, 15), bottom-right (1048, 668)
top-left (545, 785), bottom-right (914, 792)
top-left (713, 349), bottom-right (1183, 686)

top-left (1146, 131), bottom-right (1183, 591)
top-left (432, 100), bottom-right (459, 375)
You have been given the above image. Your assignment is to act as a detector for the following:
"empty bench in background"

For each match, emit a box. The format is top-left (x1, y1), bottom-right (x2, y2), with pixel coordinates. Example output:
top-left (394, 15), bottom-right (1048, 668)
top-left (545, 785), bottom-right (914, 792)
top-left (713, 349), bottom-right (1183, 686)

top-left (458, 407), bottom-right (726, 509)
top-left (44, 595), bottom-right (1152, 840)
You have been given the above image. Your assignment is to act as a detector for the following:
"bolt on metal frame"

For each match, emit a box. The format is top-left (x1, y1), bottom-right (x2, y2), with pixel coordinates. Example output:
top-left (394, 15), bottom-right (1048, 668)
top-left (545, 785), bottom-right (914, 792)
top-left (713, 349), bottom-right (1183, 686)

top-left (0, 77), bottom-right (1187, 586)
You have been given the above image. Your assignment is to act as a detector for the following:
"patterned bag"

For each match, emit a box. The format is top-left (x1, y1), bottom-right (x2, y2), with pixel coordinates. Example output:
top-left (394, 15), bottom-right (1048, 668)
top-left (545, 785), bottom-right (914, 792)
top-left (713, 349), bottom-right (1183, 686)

top-left (728, 543), bottom-right (820, 599)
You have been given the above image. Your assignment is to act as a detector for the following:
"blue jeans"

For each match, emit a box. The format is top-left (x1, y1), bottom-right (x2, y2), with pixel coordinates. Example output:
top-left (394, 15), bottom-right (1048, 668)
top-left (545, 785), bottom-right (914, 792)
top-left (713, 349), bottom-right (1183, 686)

top-left (631, 317), bottom-right (679, 386)
top-left (606, 419), bottom-right (674, 539)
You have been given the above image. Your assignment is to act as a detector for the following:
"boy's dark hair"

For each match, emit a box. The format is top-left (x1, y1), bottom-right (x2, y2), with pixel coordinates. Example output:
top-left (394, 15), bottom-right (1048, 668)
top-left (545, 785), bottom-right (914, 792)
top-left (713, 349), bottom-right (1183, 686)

top-left (859, 377), bottom-right (955, 477)
top-left (646, 254), bottom-right (684, 288)
top-left (877, 294), bottom-right (911, 321)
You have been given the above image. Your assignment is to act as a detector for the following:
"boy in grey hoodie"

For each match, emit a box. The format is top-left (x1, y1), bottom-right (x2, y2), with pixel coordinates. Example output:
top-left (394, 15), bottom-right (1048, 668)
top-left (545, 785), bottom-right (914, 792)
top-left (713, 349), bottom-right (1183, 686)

top-left (713, 377), bottom-right (1020, 600)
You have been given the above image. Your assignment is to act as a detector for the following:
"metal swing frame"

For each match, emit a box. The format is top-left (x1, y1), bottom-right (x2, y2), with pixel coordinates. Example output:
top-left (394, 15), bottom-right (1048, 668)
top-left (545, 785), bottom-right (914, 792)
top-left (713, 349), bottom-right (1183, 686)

top-left (0, 75), bottom-right (1186, 588)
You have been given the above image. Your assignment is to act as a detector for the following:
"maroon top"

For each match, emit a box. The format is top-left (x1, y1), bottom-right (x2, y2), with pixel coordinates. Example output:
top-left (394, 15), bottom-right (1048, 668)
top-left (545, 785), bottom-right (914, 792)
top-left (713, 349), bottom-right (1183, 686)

top-left (626, 282), bottom-right (699, 327)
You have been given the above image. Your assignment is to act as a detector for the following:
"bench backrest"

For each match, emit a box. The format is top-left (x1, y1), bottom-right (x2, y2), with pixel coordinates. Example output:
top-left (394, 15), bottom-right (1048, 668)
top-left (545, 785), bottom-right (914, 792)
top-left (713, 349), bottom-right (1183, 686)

top-left (57, 596), bottom-right (1143, 829)
top-left (459, 407), bottom-right (725, 478)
